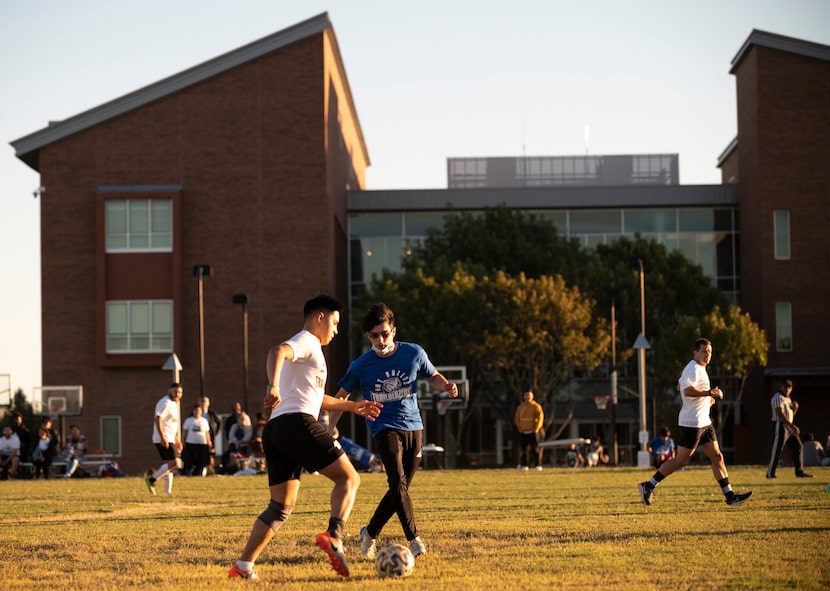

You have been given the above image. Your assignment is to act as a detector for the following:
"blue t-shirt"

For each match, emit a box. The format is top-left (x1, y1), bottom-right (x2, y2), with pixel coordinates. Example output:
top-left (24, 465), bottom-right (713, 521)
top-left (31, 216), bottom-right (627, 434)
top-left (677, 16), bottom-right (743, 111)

top-left (337, 342), bottom-right (436, 436)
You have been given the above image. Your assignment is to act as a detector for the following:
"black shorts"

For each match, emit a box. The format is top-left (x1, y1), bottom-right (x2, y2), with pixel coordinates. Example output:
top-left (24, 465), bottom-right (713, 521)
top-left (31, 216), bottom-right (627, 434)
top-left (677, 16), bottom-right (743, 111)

top-left (264, 413), bottom-right (345, 486)
top-left (154, 442), bottom-right (177, 462)
top-left (676, 424), bottom-right (717, 450)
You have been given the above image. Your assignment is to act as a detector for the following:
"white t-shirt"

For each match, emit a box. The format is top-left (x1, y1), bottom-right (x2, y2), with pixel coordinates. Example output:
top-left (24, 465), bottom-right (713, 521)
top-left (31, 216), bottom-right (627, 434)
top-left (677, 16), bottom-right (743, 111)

top-left (152, 395), bottom-right (180, 444)
top-left (183, 416), bottom-right (211, 445)
top-left (677, 358), bottom-right (713, 428)
top-left (271, 329), bottom-right (327, 420)
top-left (1, 433), bottom-right (20, 457)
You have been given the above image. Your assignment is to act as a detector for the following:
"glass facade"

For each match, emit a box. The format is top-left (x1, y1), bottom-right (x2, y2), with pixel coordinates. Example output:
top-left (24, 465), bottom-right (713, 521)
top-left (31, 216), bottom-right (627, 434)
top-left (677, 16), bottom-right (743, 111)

top-left (349, 207), bottom-right (740, 305)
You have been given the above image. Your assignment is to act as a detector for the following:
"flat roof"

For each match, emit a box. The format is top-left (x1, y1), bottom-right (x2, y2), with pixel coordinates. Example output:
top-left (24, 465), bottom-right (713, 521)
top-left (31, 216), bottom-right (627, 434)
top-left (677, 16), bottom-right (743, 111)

top-left (347, 184), bottom-right (738, 212)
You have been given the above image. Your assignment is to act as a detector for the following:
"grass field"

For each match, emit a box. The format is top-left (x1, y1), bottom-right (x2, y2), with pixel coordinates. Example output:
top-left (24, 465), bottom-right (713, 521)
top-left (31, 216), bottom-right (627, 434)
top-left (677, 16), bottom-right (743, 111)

top-left (1, 465), bottom-right (827, 590)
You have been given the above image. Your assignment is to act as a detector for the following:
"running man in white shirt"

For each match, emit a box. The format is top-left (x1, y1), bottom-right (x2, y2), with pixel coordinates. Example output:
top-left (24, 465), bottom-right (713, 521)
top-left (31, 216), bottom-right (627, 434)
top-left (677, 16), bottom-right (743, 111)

top-left (145, 383), bottom-right (183, 495)
top-left (228, 294), bottom-right (382, 581)
top-left (637, 338), bottom-right (752, 507)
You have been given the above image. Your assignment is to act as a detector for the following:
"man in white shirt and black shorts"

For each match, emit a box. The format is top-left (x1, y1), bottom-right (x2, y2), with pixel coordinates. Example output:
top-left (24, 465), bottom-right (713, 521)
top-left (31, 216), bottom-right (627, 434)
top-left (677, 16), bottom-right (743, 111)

top-left (637, 337), bottom-right (752, 507)
top-left (228, 294), bottom-right (382, 581)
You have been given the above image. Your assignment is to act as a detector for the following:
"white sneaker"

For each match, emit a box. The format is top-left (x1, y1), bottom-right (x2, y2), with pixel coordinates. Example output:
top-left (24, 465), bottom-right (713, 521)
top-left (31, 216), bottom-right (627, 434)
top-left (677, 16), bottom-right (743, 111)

top-left (409, 536), bottom-right (426, 557)
top-left (359, 526), bottom-right (376, 559)
top-left (535, 465), bottom-right (543, 471)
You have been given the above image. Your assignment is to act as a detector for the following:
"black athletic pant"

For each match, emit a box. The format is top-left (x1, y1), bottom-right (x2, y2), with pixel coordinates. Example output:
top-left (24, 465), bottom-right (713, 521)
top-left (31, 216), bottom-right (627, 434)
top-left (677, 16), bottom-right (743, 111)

top-left (367, 428), bottom-right (422, 541)
top-left (766, 421), bottom-right (804, 477)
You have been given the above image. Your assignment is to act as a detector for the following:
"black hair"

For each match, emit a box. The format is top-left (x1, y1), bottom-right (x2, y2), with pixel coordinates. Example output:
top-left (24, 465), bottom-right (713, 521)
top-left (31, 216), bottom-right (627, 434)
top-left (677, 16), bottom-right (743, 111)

top-left (362, 302), bottom-right (395, 333)
top-left (303, 294), bottom-right (344, 319)
top-left (693, 337), bottom-right (711, 352)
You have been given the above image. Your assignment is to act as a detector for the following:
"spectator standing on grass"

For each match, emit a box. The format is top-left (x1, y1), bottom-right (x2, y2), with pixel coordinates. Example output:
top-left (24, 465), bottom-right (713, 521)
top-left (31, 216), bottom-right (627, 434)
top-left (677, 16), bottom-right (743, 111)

top-left (32, 417), bottom-right (60, 479)
top-left (0, 426), bottom-right (21, 479)
top-left (647, 427), bottom-right (676, 468)
top-left (331, 302), bottom-right (458, 561)
top-left (638, 338), bottom-right (752, 507)
top-left (766, 379), bottom-right (813, 479)
top-left (182, 404), bottom-right (212, 476)
top-left (10, 412), bottom-right (31, 464)
top-left (60, 424), bottom-right (88, 478)
top-left (145, 383), bottom-right (183, 495)
top-left (228, 294), bottom-right (383, 581)
top-left (515, 390), bottom-right (544, 471)
top-left (199, 396), bottom-right (221, 474)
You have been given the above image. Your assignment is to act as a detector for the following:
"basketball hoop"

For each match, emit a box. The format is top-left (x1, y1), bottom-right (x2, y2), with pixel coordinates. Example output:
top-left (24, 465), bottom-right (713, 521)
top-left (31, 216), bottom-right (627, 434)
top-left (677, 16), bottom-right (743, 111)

top-left (594, 395), bottom-right (609, 411)
top-left (437, 400), bottom-right (452, 416)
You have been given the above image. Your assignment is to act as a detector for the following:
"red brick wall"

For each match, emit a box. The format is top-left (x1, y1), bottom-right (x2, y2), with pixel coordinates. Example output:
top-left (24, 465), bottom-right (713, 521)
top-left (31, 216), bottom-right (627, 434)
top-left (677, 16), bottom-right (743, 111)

top-left (37, 33), bottom-right (365, 474)
top-left (735, 45), bottom-right (830, 463)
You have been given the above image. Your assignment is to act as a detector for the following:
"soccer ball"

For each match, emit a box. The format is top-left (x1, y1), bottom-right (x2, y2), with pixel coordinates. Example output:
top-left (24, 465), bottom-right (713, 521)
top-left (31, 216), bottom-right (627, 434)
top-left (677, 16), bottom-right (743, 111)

top-left (375, 543), bottom-right (415, 578)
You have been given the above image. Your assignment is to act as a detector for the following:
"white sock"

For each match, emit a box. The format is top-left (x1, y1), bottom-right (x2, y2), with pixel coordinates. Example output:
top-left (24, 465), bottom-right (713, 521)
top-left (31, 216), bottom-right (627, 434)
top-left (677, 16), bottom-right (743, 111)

top-left (237, 560), bottom-right (254, 572)
top-left (152, 464), bottom-right (170, 481)
top-left (164, 472), bottom-right (173, 494)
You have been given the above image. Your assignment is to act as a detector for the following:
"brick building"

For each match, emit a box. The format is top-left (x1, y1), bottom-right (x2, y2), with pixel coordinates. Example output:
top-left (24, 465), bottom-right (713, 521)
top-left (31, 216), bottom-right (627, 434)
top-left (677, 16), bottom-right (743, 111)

top-left (11, 13), bottom-right (368, 474)
top-left (723, 30), bottom-right (830, 463)
top-left (10, 19), bottom-right (829, 471)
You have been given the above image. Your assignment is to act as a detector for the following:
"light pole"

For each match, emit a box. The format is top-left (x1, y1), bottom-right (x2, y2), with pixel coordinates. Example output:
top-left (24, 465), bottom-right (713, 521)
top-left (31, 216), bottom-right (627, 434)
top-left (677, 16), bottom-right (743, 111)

top-left (609, 292), bottom-right (618, 466)
top-left (232, 294), bottom-right (250, 414)
top-left (633, 258), bottom-right (651, 468)
top-left (193, 264), bottom-right (212, 398)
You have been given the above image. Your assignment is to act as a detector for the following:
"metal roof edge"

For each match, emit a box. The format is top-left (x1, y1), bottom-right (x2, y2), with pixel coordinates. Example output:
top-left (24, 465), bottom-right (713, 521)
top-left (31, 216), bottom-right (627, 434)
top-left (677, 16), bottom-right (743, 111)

top-left (10, 12), bottom-right (332, 170)
top-left (717, 136), bottom-right (738, 167)
top-left (730, 28), bottom-right (830, 74)
top-left (347, 184), bottom-right (738, 212)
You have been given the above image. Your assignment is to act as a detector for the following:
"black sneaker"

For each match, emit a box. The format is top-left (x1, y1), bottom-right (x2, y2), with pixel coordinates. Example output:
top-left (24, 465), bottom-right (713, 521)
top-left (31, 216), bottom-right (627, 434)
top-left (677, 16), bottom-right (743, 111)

top-left (796, 472), bottom-right (814, 478)
top-left (725, 491), bottom-right (752, 506)
top-left (637, 482), bottom-right (654, 506)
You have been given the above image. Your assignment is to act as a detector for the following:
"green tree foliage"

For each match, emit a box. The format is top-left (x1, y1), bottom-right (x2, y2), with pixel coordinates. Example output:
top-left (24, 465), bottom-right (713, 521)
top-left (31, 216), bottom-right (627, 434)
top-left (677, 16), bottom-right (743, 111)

top-left (406, 206), bottom-right (590, 283)
top-left (585, 236), bottom-right (730, 368)
top-left (2, 388), bottom-right (36, 434)
top-left (369, 267), bottom-right (608, 432)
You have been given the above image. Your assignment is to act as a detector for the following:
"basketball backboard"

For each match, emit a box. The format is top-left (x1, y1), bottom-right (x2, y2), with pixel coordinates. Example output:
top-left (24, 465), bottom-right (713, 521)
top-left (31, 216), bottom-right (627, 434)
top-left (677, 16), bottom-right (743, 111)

top-left (32, 386), bottom-right (84, 416)
top-left (417, 366), bottom-right (469, 410)
top-left (0, 374), bottom-right (10, 407)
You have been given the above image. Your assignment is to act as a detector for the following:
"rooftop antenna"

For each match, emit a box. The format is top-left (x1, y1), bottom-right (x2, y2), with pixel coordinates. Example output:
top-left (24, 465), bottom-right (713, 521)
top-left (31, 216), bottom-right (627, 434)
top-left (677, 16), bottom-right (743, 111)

top-left (584, 124), bottom-right (590, 155)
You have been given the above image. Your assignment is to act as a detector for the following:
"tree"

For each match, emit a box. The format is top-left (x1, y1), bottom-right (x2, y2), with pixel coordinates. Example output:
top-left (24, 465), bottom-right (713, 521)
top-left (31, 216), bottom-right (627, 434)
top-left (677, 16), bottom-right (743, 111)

top-left (369, 266), bottom-right (608, 461)
top-left (406, 206), bottom-right (591, 284)
top-left (467, 271), bottom-right (609, 432)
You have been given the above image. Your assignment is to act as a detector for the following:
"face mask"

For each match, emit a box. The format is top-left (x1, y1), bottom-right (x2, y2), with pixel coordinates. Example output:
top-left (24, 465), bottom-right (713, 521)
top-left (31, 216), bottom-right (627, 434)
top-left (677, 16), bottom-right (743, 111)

top-left (372, 341), bottom-right (395, 355)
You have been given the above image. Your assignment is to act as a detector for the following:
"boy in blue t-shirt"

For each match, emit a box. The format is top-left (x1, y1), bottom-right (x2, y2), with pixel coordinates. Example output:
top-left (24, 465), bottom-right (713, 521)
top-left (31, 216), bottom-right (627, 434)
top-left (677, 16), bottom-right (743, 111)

top-left (332, 303), bottom-right (457, 561)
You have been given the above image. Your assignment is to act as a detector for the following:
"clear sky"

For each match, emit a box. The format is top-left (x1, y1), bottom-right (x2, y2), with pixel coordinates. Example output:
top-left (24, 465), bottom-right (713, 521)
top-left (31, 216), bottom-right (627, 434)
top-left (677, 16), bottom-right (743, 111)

top-left (2, 0), bottom-right (829, 401)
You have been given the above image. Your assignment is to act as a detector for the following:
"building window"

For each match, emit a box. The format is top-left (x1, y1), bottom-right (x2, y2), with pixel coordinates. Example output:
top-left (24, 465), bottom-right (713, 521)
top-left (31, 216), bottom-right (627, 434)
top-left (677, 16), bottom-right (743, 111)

top-left (775, 302), bottom-right (792, 352)
top-left (106, 199), bottom-right (172, 251)
top-left (106, 300), bottom-right (173, 352)
top-left (773, 210), bottom-right (790, 260)
top-left (100, 416), bottom-right (121, 455)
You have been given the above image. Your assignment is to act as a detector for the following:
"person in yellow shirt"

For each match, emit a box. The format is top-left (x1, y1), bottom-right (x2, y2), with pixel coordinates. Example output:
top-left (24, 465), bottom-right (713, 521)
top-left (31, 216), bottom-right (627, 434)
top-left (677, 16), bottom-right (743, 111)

top-left (515, 391), bottom-right (544, 471)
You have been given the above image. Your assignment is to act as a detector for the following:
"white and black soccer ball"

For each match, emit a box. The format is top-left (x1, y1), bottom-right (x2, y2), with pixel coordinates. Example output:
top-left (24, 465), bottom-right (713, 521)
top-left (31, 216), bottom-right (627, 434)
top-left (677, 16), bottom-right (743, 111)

top-left (375, 543), bottom-right (415, 578)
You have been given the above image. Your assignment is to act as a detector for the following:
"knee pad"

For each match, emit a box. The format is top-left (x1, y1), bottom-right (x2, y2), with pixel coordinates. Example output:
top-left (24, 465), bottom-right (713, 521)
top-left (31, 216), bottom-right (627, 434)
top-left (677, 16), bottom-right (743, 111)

top-left (258, 500), bottom-right (293, 532)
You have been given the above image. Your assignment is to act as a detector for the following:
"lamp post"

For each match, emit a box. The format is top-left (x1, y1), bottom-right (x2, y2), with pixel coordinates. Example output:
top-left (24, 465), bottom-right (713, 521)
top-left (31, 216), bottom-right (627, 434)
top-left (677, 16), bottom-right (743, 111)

top-left (232, 294), bottom-right (250, 413)
top-left (193, 264), bottom-right (212, 398)
top-left (609, 292), bottom-right (619, 466)
top-left (633, 258), bottom-right (651, 468)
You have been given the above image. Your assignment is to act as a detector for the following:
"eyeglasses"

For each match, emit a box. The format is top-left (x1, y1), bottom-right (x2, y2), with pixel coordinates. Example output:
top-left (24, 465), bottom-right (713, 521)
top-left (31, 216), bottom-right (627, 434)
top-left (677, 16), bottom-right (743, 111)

top-left (367, 330), bottom-right (392, 340)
